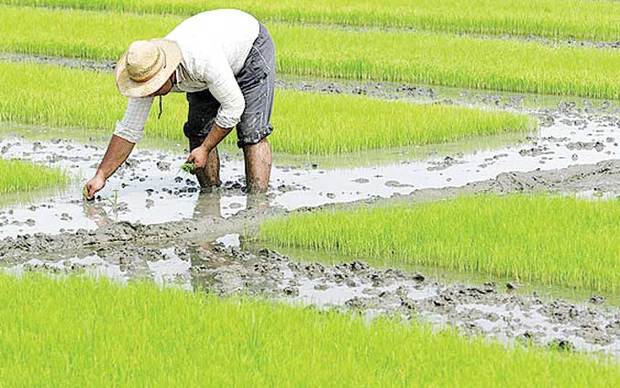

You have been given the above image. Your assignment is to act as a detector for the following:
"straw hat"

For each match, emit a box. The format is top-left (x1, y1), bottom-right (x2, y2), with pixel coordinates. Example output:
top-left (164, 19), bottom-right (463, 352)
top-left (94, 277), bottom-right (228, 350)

top-left (115, 39), bottom-right (182, 98)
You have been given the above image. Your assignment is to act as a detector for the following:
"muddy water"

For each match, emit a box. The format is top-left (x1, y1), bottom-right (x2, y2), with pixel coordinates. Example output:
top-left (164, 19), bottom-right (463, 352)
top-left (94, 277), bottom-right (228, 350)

top-left (1, 104), bottom-right (619, 238)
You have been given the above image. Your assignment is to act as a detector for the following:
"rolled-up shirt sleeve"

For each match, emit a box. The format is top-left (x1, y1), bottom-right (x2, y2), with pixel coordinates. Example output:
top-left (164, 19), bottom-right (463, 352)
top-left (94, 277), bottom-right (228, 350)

top-left (113, 97), bottom-right (154, 143)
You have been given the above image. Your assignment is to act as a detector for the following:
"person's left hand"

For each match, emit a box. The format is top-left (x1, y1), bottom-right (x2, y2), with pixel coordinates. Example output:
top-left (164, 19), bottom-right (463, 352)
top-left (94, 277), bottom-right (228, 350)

top-left (187, 145), bottom-right (210, 169)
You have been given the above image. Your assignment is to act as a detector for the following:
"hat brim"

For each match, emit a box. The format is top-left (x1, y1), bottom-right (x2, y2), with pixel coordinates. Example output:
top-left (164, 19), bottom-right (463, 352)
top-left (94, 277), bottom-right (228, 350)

top-left (115, 39), bottom-right (182, 98)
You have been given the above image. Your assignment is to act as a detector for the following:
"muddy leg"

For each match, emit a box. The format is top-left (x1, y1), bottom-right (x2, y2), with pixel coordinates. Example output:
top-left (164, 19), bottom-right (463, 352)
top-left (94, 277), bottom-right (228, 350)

top-left (243, 138), bottom-right (272, 193)
top-left (196, 147), bottom-right (221, 189)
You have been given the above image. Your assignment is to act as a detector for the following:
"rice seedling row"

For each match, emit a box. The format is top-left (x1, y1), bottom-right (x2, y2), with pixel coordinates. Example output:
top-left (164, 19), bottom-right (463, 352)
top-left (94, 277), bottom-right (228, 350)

top-left (4, 0), bottom-right (620, 41)
top-left (259, 194), bottom-right (620, 292)
top-left (2, 6), bottom-right (620, 99)
top-left (0, 62), bottom-right (533, 155)
top-left (0, 274), bottom-right (618, 386)
top-left (0, 159), bottom-right (67, 194)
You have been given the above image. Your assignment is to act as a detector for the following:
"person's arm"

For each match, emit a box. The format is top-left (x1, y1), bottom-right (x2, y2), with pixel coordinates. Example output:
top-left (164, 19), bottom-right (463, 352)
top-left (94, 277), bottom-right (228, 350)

top-left (187, 53), bottom-right (245, 167)
top-left (187, 123), bottom-right (232, 168)
top-left (84, 97), bottom-right (153, 199)
top-left (85, 135), bottom-right (135, 198)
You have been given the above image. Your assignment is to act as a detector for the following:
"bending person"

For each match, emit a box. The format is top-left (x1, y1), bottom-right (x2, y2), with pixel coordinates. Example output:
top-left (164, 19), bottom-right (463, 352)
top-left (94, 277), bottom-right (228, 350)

top-left (85, 9), bottom-right (275, 198)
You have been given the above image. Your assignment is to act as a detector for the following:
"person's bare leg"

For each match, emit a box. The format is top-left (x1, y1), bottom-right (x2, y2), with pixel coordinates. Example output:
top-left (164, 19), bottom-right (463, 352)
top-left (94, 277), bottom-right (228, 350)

top-left (243, 138), bottom-right (272, 193)
top-left (196, 147), bottom-right (221, 189)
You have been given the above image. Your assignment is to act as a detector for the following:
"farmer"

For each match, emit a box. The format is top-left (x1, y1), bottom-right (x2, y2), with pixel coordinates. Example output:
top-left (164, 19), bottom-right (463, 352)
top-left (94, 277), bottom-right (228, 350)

top-left (85, 9), bottom-right (275, 199)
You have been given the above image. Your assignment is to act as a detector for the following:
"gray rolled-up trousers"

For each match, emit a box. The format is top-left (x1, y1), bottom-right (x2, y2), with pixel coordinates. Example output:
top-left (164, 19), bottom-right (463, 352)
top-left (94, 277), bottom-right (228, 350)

top-left (183, 23), bottom-right (276, 150)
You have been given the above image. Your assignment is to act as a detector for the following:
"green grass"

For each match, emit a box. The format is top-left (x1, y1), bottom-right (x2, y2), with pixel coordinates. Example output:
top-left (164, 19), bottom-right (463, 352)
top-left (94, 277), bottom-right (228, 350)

top-left (2, 7), bottom-right (620, 99)
top-left (0, 274), bottom-right (618, 386)
top-left (0, 159), bottom-right (68, 194)
top-left (260, 195), bottom-right (620, 292)
top-left (4, 0), bottom-right (620, 41)
top-left (0, 62), bottom-right (532, 155)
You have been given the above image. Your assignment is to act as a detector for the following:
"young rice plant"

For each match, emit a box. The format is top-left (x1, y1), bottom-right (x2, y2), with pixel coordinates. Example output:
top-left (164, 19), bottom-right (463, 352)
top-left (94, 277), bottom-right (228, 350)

top-left (0, 159), bottom-right (68, 194)
top-left (259, 195), bottom-right (620, 292)
top-left (3, 0), bottom-right (620, 41)
top-left (1, 6), bottom-right (620, 99)
top-left (0, 62), bottom-right (533, 155)
top-left (0, 274), bottom-right (618, 386)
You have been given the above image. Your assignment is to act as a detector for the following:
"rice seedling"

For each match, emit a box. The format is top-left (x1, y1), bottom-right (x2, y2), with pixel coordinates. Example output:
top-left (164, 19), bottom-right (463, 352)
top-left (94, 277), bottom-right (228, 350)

top-left (259, 195), bottom-right (620, 292)
top-left (179, 161), bottom-right (196, 174)
top-left (1, 7), bottom-right (619, 100)
top-left (4, 0), bottom-right (620, 41)
top-left (0, 159), bottom-right (68, 194)
top-left (0, 274), bottom-right (618, 386)
top-left (0, 62), bottom-right (533, 155)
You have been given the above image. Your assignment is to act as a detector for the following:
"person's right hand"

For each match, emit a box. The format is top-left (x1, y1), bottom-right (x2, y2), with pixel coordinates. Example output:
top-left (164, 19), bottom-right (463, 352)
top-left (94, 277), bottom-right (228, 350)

top-left (84, 172), bottom-right (106, 200)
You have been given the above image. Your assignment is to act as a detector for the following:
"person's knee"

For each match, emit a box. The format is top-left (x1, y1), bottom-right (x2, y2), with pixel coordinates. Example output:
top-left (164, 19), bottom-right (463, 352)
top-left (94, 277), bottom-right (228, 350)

top-left (243, 137), bottom-right (270, 154)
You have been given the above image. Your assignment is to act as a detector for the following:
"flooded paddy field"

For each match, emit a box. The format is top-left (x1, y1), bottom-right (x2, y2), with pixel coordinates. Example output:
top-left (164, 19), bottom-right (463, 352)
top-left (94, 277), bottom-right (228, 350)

top-left (3, 238), bottom-right (620, 357)
top-left (2, 1), bottom-right (620, 383)
top-left (1, 85), bottom-right (619, 371)
top-left (1, 116), bottom-right (619, 358)
top-left (1, 98), bottom-right (618, 237)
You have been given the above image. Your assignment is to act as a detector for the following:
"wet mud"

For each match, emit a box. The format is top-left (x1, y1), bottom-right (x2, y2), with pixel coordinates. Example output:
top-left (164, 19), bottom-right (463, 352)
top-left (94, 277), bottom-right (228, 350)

top-left (2, 157), bottom-right (620, 261)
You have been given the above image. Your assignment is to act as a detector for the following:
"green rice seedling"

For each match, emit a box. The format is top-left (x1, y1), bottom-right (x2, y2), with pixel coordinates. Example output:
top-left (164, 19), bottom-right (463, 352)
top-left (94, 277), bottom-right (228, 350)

top-left (260, 195), bottom-right (620, 292)
top-left (0, 159), bottom-right (68, 194)
top-left (4, 0), bottom-right (620, 41)
top-left (1, 6), bottom-right (620, 99)
top-left (82, 185), bottom-right (92, 200)
top-left (179, 161), bottom-right (195, 174)
top-left (0, 62), bottom-right (533, 155)
top-left (0, 274), bottom-right (618, 386)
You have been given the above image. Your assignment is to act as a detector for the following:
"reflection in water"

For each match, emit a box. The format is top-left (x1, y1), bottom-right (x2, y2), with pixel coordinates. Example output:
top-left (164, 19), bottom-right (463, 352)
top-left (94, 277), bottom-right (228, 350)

top-left (192, 190), bottom-right (223, 219)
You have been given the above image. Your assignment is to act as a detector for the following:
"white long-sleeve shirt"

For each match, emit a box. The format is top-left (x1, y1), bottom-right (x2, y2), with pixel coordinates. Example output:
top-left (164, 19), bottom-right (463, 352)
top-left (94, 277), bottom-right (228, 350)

top-left (114, 9), bottom-right (260, 143)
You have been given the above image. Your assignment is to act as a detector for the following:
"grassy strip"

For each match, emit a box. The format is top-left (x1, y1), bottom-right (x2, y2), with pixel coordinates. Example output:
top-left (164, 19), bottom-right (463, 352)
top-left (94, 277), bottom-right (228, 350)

top-left (3, 0), bottom-right (620, 41)
top-left (0, 274), bottom-right (618, 386)
top-left (260, 195), bottom-right (620, 292)
top-left (0, 159), bottom-right (67, 194)
top-left (0, 62), bottom-right (532, 155)
top-left (2, 7), bottom-right (620, 99)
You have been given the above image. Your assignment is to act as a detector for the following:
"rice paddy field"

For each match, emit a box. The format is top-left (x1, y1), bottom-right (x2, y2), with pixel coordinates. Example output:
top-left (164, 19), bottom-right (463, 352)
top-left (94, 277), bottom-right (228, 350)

top-left (2, 274), bottom-right (619, 386)
top-left (260, 194), bottom-right (620, 292)
top-left (0, 62), bottom-right (533, 154)
top-left (0, 159), bottom-right (67, 194)
top-left (3, 0), bottom-right (620, 41)
top-left (3, 6), bottom-right (620, 98)
top-left (1, 0), bottom-right (619, 385)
